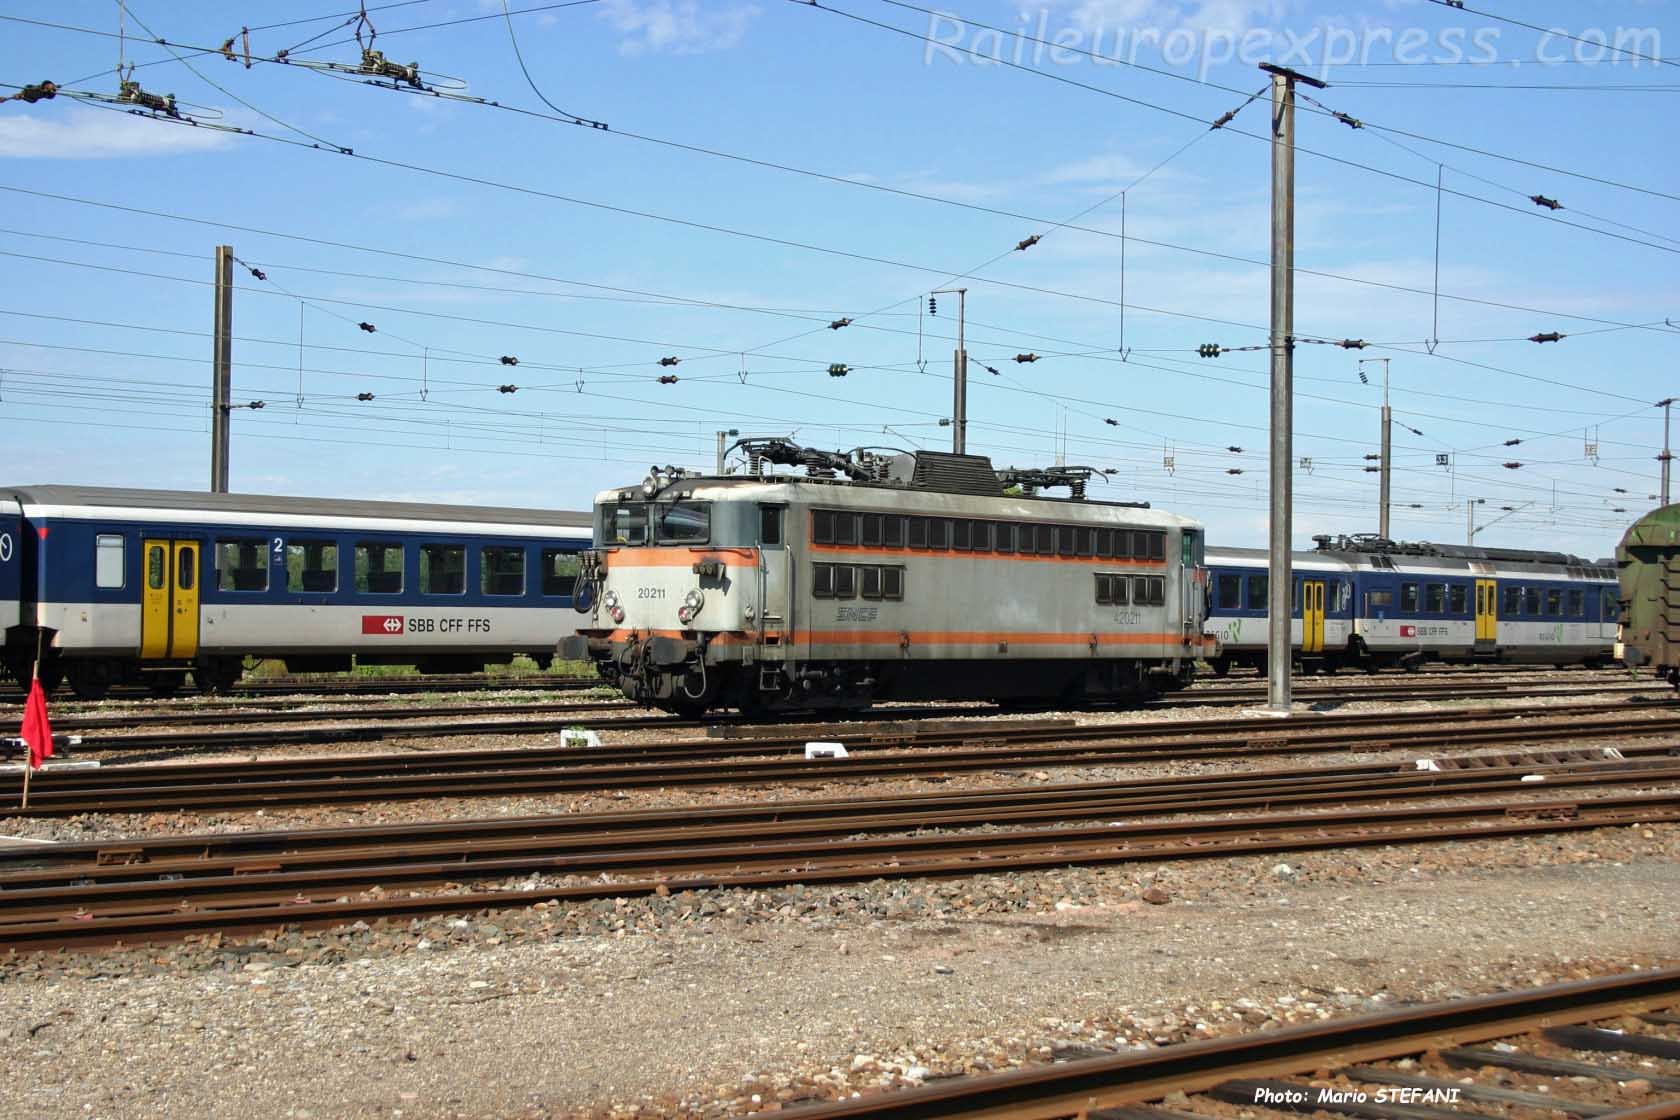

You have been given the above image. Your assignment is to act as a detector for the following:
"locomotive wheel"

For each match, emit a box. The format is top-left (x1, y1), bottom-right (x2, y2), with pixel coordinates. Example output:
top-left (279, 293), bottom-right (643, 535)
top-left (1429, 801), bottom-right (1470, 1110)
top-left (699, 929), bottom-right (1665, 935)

top-left (65, 661), bottom-right (115, 701)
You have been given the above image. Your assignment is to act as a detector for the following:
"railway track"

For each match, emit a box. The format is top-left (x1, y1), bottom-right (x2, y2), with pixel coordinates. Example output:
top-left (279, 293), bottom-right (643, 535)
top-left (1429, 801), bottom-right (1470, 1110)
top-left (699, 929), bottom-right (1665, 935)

top-left (2, 749), bottom-right (1677, 950)
top-left (25, 678), bottom-right (1668, 751)
top-left (777, 968), bottom-right (1680, 1119)
top-left (8, 702), bottom-right (1680, 816)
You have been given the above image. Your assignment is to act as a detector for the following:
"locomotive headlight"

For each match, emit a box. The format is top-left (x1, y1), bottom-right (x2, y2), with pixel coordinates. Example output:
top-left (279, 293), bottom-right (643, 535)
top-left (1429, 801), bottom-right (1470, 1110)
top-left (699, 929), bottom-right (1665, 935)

top-left (677, 588), bottom-right (704, 627)
top-left (609, 604), bottom-right (625, 624)
top-left (603, 589), bottom-right (620, 610)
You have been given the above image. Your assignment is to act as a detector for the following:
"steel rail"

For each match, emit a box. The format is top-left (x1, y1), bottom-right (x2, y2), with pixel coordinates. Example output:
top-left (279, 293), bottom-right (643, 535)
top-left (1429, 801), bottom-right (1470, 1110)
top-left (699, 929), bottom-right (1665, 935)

top-left (773, 968), bottom-right (1680, 1119)
top-left (2, 756), bottom-right (1676, 913)
top-left (9, 706), bottom-right (1680, 817)
top-left (2, 792), bottom-right (1677, 951)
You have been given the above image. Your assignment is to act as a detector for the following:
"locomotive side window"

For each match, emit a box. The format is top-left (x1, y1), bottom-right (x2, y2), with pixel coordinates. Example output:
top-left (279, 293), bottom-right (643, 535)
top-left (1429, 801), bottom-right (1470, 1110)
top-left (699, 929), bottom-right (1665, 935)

top-left (1096, 529), bottom-right (1114, 559)
top-left (1035, 524), bottom-right (1055, 556)
top-left (834, 512), bottom-right (859, 547)
top-left (1215, 574), bottom-right (1241, 610)
top-left (1503, 586), bottom-right (1521, 614)
top-left (95, 534), bottom-right (126, 589)
top-left (481, 546), bottom-right (526, 596)
top-left (1132, 575), bottom-right (1163, 606)
top-left (1566, 588), bottom-right (1585, 617)
top-left (861, 513), bottom-right (883, 548)
top-left (420, 544), bottom-right (466, 595)
top-left (812, 509), bottom-right (836, 545)
top-left (1425, 584), bottom-right (1445, 613)
top-left (1076, 528), bottom-right (1095, 558)
top-left (862, 565), bottom-right (883, 598)
top-left (216, 538), bottom-right (270, 592)
top-left (992, 522), bottom-right (1014, 555)
top-left (881, 566), bottom-right (904, 600)
top-left (812, 563), bottom-right (835, 598)
top-left (1057, 526), bottom-right (1076, 557)
top-left (1095, 574), bottom-right (1112, 605)
top-left (833, 564), bottom-right (857, 599)
top-left (883, 515), bottom-right (905, 548)
top-left (971, 521), bottom-right (992, 553)
top-left (1131, 531), bottom-right (1151, 559)
top-left (286, 540), bottom-right (339, 593)
top-left (1449, 584), bottom-right (1468, 614)
top-left (541, 550), bottom-right (579, 597)
top-left (951, 519), bottom-right (972, 552)
top-left (355, 542), bottom-right (404, 594)
top-left (1400, 583), bottom-right (1419, 613)
top-left (760, 506), bottom-right (784, 546)
top-left (928, 518), bottom-right (950, 550)
top-left (1149, 532), bottom-right (1167, 562)
top-left (908, 517), bottom-right (928, 550)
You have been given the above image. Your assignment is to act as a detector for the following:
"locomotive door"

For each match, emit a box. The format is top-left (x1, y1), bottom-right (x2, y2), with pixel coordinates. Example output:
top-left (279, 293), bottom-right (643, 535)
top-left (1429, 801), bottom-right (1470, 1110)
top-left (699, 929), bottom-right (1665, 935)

top-left (754, 504), bottom-right (792, 679)
top-left (140, 539), bottom-right (200, 660)
top-left (1474, 578), bottom-right (1498, 647)
top-left (1301, 580), bottom-right (1326, 654)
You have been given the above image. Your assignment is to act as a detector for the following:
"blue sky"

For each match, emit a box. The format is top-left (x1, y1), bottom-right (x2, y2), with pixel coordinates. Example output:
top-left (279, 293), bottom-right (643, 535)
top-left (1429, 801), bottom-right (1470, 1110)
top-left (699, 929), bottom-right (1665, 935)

top-left (1, 0), bottom-right (1676, 559)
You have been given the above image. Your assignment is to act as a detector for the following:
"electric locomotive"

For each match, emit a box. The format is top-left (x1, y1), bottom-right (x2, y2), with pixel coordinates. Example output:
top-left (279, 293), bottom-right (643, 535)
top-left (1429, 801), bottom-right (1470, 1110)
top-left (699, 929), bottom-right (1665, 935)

top-left (1616, 504), bottom-right (1680, 683)
top-left (561, 441), bottom-right (1208, 714)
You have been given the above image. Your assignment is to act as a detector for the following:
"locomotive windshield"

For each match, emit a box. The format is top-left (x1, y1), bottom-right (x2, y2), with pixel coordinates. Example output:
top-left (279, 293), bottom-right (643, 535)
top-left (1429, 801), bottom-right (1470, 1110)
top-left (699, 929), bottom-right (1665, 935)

top-left (599, 499), bottom-right (711, 546)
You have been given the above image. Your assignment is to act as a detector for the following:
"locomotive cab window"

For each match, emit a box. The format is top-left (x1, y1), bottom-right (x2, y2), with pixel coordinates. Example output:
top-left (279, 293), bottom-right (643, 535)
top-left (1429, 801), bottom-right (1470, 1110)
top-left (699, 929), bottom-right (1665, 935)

top-left (420, 544), bottom-right (466, 595)
top-left (355, 542), bottom-right (404, 594)
top-left (216, 539), bottom-right (269, 592)
top-left (541, 550), bottom-right (579, 597)
top-left (654, 500), bottom-right (710, 544)
top-left (286, 540), bottom-right (339, 594)
top-left (481, 546), bottom-right (526, 596)
top-left (95, 534), bottom-right (125, 589)
top-left (603, 503), bottom-right (649, 546)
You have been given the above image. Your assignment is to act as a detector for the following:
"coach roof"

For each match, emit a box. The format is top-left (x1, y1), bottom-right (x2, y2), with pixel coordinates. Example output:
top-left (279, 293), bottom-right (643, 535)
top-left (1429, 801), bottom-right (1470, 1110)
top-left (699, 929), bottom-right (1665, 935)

top-left (3, 486), bottom-right (591, 529)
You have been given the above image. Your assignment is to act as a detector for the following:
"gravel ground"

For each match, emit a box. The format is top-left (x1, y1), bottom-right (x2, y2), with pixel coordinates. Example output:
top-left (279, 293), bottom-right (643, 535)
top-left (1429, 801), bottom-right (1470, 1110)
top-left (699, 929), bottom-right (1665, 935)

top-left (2, 823), bottom-right (1676, 1119)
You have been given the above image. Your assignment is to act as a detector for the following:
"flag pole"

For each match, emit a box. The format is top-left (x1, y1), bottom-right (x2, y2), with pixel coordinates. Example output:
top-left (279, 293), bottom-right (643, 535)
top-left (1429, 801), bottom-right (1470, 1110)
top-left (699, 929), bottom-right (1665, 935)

top-left (20, 630), bottom-right (43, 810)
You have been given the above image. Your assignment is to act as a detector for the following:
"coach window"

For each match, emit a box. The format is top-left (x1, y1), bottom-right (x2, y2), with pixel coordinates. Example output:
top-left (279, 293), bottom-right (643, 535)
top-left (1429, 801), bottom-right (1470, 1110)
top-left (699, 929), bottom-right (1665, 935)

top-left (1524, 587), bottom-right (1542, 616)
top-left (1400, 583), bottom-right (1419, 613)
top-left (481, 546), bottom-right (525, 596)
top-left (1245, 574), bottom-right (1267, 610)
top-left (1292, 580), bottom-right (1302, 613)
top-left (812, 563), bottom-right (835, 598)
top-left (1604, 588), bottom-right (1618, 620)
top-left (420, 544), bottom-right (466, 595)
top-left (216, 539), bottom-right (269, 592)
top-left (812, 509), bottom-right (836, 545)
top-left (1425, 584), bottom-right (1445, 614)
top-left (286, 540), bottom-right (339, 594)
top-left (833, 564), bottom-right (857, 599)
top-left (1567, 588), bottom-right (1585, 617)
top-left (1545, 588), bottom-right (1562, 616)
top-left (760, 506), bottom-right (784, 547)
top-left (907, 516), bottom-right (928, 550)
top-left (883, 515), bottom-right (905, 549)
top-left (1367, 589), bottom-right (1393, 613)
top-left (1502, 586), bottom-right (1521, 615)
top-left (861, 513), bottom-right (883, 548)
top-left (951, 519), bottom-right (972, 552)
top-left (882, 566), bottom-right (905, 600)
top-left (1449, 584), bottom-right (1468, 615)
top-left (541, 550), bottom-right (579, 597)
top-left (95, 534), bottom-right (125, 589)
top-left (355, 542), bottom-right (404, 594)
top-left (145, 543), bottom-right (164, 591)
top-left (1215, 573), bottom-right (1241, 611)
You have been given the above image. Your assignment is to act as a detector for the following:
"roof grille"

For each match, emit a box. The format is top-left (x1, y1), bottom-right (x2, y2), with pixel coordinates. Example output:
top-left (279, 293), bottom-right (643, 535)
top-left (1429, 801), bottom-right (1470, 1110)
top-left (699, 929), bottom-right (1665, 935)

top-left (908, 452), bottom-right (1004, 496)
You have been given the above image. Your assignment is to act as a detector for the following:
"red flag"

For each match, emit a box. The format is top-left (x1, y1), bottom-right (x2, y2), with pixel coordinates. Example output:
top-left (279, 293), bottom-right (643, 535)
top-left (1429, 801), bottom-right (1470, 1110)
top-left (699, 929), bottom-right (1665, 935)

top-left (21, 678), bottom-right (52, 770)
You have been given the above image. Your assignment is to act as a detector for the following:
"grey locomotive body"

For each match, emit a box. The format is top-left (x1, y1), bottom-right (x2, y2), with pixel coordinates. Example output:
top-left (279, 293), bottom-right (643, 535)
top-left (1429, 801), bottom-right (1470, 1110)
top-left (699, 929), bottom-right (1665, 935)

top-left (562, 446), bottom-right (1208, 714)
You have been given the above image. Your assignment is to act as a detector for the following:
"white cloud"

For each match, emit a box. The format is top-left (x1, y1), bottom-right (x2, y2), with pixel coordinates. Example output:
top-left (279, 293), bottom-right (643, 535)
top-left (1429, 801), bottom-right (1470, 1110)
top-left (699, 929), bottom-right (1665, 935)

top-left (1060, 0), bottom-right (1291, 36)
top-left (597, 0), bottom-right (761, 56)
top-left (0, 105), bottom-right (234, 159)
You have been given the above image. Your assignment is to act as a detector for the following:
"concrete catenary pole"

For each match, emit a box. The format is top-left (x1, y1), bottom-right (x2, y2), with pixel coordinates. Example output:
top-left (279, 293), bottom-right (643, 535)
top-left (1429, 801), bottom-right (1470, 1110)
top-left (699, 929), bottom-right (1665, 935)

top-left (1261, 64), bottom-right (1325, 714)
top-left (1660, 398), bottom-right (1674, 506)
top-left (210, 244), bottom-right (233, 493)
top-left (931, 287), bottom-right (968, 455)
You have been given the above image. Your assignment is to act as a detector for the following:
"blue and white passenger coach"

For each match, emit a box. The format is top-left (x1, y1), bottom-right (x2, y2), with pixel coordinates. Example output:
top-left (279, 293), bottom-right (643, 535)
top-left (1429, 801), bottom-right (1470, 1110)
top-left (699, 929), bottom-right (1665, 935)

top-left (1205, 535), bottom-right (1617, 673)
top-left (0, 496), bottom-right (20, 661)
top-left (563, 444), bottom-right (1210, 714)
top-left (1, 486), bottom-right (591, 697)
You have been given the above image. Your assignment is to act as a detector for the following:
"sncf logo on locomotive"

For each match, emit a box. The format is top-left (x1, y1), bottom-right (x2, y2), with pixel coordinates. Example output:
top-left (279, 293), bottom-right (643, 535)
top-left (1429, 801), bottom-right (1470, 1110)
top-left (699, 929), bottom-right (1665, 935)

top-left (361, 614), bottom-right (405, 635)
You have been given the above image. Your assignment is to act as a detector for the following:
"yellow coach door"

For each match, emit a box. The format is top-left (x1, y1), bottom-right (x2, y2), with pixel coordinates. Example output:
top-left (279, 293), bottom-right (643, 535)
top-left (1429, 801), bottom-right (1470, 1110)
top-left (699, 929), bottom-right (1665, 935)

top-left (1302, 580), bottom-right (1325, 654)
top-left (1475, 578), bottom-right (1498, 644)
top-left (171, 541), bottom-right (200, 658)
top-left (140, 539), bottom-right (200, 659)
